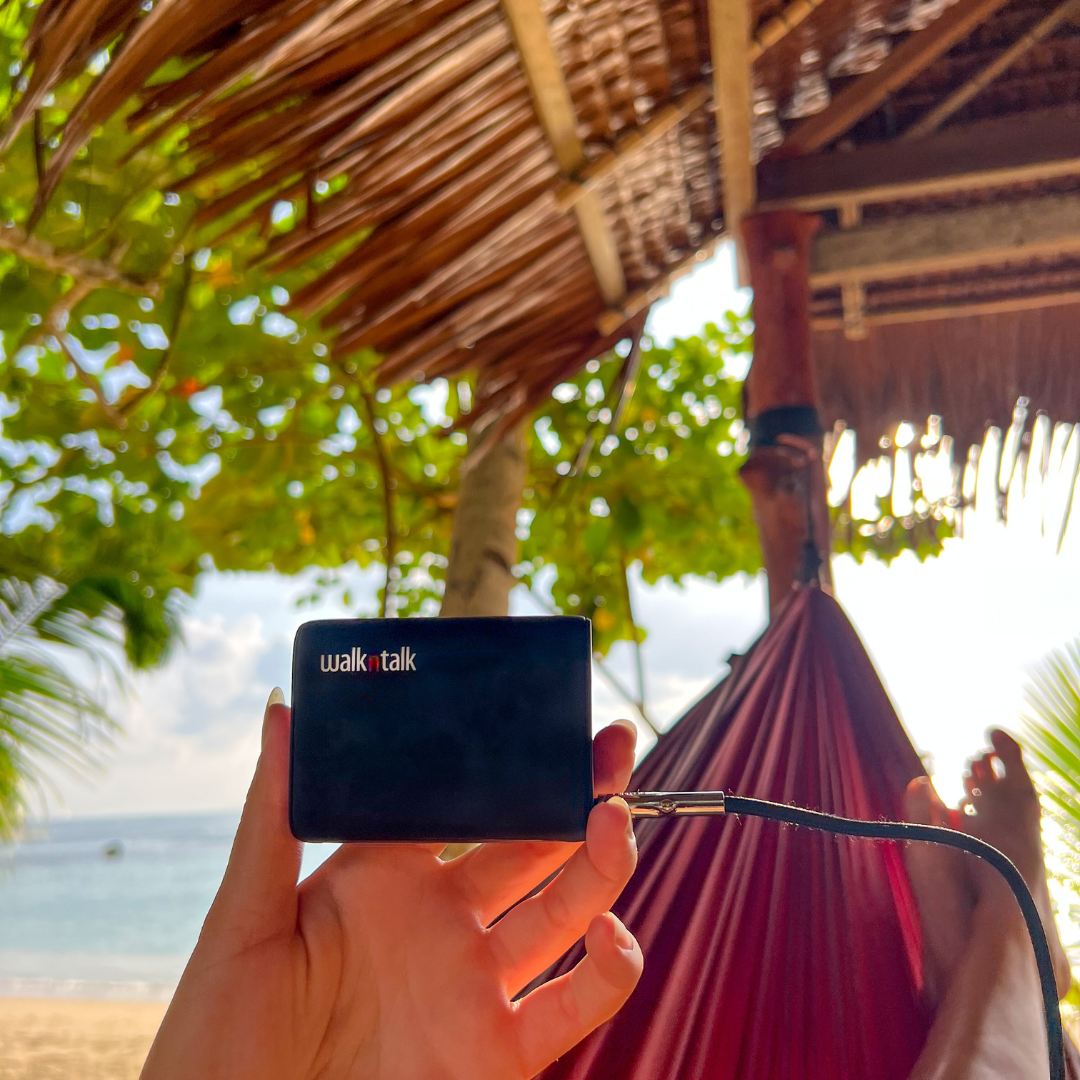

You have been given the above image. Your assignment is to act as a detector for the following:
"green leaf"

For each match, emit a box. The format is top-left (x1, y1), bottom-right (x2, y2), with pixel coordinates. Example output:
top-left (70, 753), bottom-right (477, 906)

top-left (612, 494), bottom-right (643, 549)
top-left (584, 518), bottom-right (610, 564)
top-left (1022, 638), bottom-right (1080, 887)
top-left (0, 577), bottom-right (118, 837)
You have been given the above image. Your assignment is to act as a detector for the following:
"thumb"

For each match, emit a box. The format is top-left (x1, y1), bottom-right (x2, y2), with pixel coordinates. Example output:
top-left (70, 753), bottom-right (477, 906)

top-left (203, 689), bottom-right (302, 948)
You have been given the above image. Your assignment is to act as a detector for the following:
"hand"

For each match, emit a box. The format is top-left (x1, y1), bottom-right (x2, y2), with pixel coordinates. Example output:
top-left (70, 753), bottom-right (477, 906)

top-left (140, 693), bottom-right (642, 1080)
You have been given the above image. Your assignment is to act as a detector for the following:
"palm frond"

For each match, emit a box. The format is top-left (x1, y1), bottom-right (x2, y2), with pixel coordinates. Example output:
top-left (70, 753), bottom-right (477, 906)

top-left (46, 575), bottom-right (182, 670)
top-left (1023, 638), bottom-right (1080, 878)
top-left (0, 576), bottom-right (117, 837)
top-left (0, 578), bottom-right (65, 654)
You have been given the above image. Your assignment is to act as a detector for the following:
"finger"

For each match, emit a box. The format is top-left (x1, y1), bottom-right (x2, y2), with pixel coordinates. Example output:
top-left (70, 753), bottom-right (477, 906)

top-left (592, 720), bottom-right (637, 795)
top-left (449, 722), bottom-right (637, 925)
top-left (203, 691), bottom-right (302, 947)
top-left (515, 912), bottom-right (642, 1078)
top-left (489, 798), bottom-right (637, 995)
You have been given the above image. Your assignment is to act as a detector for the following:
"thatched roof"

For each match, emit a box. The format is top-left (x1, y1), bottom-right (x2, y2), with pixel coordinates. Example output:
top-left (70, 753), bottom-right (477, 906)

top-left (8, 0), bottom-right (1080, 448)
top-left (816, 304), bottom-right (1080, 459)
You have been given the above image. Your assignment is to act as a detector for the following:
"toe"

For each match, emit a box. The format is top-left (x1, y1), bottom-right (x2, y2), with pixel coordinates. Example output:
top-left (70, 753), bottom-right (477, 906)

top-left (904, 777), bottom-right (933, 824)
top-left (971, 752), bottom-right (996, 789)
top-left (989, 730), bottom-right (1032, 790)
top-left (925, 782), bottom-right (954, 829)
top-left (963, 772), bottom-right (982, 800)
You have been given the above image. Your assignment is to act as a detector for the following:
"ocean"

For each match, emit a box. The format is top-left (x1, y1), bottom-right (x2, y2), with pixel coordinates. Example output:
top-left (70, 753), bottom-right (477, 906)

top-left (0, 812), bottom-right (334, 1000)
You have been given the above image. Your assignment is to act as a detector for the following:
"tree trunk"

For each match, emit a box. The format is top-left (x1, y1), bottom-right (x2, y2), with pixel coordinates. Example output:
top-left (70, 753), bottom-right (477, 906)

top-left (439, 420), bottom-right (526, 618)
top-left (739, 210), bottom-right (834, 617)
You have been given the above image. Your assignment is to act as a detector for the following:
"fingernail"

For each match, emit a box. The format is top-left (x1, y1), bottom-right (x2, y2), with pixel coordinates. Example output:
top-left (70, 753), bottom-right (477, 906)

top-left (612, 919), bottom-right (636, 952)
top-left (609, 797), bottom-right (637, 845)
top-left (262, 687), bottom-right (285, 747)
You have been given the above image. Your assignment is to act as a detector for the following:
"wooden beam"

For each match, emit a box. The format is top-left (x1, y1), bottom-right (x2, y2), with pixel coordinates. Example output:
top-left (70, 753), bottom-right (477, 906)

top-left (781, 0), bottom-right (1017, 156)
top-left (904, 0), bottom-right (1080, 139)
top-left (573, 205), bottom-right (625, 304)
top-left (758, 109), bottom-right (1080, 212)
top-left (749, 0), bottom-right (830, 61)
top-left (810, 191), bottom-right (1080, 287)
top-left (597, 232), bottom-right (724, 335)
top-left (841, 281), bottom-right (868, 339)
top-left (708, 0), bottom-right (755, 282)
top-left (555, 83), bottom-right (711, 211)
top-left (811, 288), bottom-right (1080, 330)
top-left (500, 0), bottom-right (626, 305)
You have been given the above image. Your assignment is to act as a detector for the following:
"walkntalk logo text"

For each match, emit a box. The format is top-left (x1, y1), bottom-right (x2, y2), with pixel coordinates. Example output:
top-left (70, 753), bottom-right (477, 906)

top-left (320, 647), bottom-right (417, 673)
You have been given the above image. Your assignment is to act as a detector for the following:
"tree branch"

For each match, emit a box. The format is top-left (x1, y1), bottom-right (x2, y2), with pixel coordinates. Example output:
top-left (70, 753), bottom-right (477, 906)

top-left (56, 334), bottom-right (128, 431)
top-left (0, 221), bottom-right (158, 297)
top-left (619, 551), bottom-right (650, 727)
top-left (120, 262), bottom-right (192, 417)
top-left (32, 111), bottom-right (44, 192)
top-left (48, 287), bottom-right (127, 434)
top-left (359, 387), bottom-right (398, 617)
top-left (38, 280), bottom-right (129, 430)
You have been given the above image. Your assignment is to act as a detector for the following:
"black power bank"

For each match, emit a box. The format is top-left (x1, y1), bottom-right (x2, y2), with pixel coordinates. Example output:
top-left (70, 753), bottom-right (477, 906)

top-left (288, 617), bottom-right (594, 843)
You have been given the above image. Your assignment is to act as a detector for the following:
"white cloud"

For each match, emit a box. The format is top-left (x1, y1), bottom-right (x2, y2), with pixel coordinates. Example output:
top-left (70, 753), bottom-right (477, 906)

top-left (39, 567), bottom-right (382, 817)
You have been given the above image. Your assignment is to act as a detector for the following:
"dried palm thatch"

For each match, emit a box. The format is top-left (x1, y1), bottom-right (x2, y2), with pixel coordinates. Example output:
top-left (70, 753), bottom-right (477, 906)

top-left (814, 301), bottom-right (1080, 460)
top-left (12, 0), bottom-right (1080, 452)
top-left (3, 0), bottom-right (729, 428)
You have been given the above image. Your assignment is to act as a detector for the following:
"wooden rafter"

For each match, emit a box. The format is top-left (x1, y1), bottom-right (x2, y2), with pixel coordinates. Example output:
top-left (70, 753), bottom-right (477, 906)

top-left (708, 0), bottom-right (755, 280)
top-left (904, 0), bottom-right (1080, 139)
top-left (758, 110), bottom-right (1080, 212)
top-left (597, 234), bottom-right (724, 335)
top-left (749, 0), bottom-right (830, 61)
top-left (500, 0), bottom-right (626, 306)
top-left (809, 191), bottom-right (1080, 287)
top-left (811, 288), bottom-right (1080, 330)
top-left (781, 0), bottom-right (1017, 156)
top-left (555, 84), bottom-right (711, 211)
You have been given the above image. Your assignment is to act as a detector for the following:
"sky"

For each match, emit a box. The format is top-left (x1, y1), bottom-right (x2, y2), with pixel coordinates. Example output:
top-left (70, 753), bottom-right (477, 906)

top-left (36, 243), bottom-right (1080, 824)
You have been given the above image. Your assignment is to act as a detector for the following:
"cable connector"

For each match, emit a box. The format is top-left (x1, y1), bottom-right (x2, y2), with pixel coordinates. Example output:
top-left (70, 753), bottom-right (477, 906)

top-left (608, 791), bottom-right (727, 817)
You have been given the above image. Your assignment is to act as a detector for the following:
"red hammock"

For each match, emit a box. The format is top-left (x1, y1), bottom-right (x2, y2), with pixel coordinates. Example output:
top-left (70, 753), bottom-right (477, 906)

top-left (543, 586), bottom-right (932, 1080)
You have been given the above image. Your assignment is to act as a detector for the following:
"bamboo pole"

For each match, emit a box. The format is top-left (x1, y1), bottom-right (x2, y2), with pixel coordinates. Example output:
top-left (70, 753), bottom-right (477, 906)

top-left (500, 0), bottom-right (627, 305)
top-left (904, 0), bottom-right (1080, 140)
top-left (597, 232), bottom-right (724, 336)
top-left (810, 287), bottom-right (1080, 329)
top-left (554, 84), bottom-right (711, 211)
top-left (748, 0), bottom-right (831, 60)
top-left (708, 0), bottom-right (755, 282)
top-left (783, 0), bottom-right (1016, 155)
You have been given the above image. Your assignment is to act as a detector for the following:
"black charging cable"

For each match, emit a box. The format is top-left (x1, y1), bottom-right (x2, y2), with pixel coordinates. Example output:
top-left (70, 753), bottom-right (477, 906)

top-left (598, 791), bottom-right (1065, 1080)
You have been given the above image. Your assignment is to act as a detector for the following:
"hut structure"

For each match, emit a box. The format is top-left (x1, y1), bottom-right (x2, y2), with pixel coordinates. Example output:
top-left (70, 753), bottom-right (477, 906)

top-left (13, 0), bottom-right (1080, 479)
top-left (8, 0), bottom-right (1080, 1075)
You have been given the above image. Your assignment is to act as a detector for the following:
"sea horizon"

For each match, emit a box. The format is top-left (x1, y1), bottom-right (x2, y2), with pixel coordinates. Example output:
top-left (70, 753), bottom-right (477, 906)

top-left (0, 810), bottom-right (335, 999)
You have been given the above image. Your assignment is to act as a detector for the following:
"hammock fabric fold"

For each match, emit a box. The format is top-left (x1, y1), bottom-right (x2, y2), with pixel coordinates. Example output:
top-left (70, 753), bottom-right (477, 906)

top-left (542, 586), bottom-right (932, 1080)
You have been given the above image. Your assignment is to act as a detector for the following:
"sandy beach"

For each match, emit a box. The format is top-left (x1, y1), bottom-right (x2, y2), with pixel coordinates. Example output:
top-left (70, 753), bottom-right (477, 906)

top-left (0, 998), bottom-right (166, 1080)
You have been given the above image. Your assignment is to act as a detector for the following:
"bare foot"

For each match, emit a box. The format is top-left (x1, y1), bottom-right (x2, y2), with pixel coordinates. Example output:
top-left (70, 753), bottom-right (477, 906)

top-left (959, 729), bottom-right (1073, 999)
top-left (904, 775), bottom-right (978, 1009)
